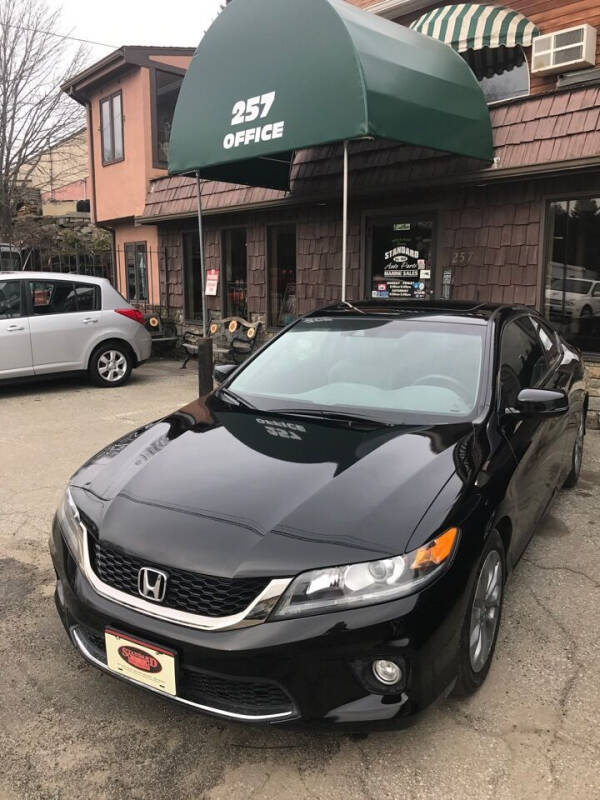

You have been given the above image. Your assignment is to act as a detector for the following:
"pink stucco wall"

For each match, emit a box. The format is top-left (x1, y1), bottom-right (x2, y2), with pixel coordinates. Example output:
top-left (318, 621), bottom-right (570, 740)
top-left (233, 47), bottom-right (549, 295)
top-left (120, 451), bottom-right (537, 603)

top-left (86, 52), bottom-right (191, 306)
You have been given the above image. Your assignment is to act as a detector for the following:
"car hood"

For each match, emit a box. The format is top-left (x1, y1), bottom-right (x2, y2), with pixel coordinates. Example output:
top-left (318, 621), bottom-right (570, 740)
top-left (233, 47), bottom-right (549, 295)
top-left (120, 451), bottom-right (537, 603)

top-left (71, 397), bottom-right (475, 578)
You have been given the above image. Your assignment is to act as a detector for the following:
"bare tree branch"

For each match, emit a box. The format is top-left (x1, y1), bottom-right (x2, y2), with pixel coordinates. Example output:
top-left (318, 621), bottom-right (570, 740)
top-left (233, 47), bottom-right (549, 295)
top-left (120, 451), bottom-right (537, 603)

top-left (0, 0), bottom-right (88, 240)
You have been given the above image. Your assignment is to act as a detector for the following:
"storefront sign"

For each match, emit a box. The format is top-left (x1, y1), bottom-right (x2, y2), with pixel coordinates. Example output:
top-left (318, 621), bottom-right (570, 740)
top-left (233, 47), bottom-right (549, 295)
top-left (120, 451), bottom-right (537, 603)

top-left (205, 268), bottom-right (220, 296)
top-left (384, 268), bottom-right (419, 278)
top-left (223, 91), bottom-right (286, 151)
top-left (385, 245), bottom-right (419, 261)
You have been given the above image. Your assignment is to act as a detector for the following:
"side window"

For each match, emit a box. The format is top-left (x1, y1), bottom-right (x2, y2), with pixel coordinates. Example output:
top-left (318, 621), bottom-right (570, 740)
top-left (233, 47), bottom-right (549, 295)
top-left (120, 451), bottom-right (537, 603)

top-left (531, 316), bottom-right (561, 365)
top-left (0, 280), bottom-right (22, 320)
top-left (74, 283), bottom-right (100, 311)
top-left (593, 284), bottom-right (600, 298)
top-left (124, 242), bottom-right (148, 302)
top-left (29, 281), bottom-right (77, 315)
top-left (499, 317), bottom-right (547, 408)
top-left (100, 91), bottom-right (124, 165)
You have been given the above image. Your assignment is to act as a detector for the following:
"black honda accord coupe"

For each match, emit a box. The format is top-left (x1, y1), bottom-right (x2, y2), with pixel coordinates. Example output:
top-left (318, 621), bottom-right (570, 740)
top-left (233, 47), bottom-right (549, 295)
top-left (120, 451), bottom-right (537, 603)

top-left (50, 301), bottom-right (587, 726)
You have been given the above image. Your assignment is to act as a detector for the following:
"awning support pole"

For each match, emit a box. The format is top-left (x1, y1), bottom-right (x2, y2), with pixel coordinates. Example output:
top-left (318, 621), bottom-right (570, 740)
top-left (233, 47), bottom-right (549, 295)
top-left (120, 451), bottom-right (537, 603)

top-left (195, 171), bottom-right (208, 339)
top-left (341, 140), bottom-right (349, 303)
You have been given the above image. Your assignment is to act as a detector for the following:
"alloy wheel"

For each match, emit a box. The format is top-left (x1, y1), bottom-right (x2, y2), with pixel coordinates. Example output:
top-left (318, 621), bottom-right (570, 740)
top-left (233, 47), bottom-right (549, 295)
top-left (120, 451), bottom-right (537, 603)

top-left (469, 550), bottom-right (503, 673)
top-left (97, 350), bottom-right (128, 383)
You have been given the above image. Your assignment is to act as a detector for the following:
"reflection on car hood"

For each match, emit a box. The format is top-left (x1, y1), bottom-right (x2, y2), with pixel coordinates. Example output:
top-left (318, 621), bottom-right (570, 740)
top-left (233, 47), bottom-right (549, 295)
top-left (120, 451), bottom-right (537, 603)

top-left (71, 397), bottom-right (474, 578)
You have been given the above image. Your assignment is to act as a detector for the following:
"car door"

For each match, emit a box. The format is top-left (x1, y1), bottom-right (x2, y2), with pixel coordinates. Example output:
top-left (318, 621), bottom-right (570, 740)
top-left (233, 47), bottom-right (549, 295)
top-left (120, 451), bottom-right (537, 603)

top-left (498, 316), bottom-right (554, 557)
top-left (27, 279), bottom-right (102, 374)
top-left (0, 278), bottom-right (33, 378)
top-left (530, 316), bottom-right (572, 485)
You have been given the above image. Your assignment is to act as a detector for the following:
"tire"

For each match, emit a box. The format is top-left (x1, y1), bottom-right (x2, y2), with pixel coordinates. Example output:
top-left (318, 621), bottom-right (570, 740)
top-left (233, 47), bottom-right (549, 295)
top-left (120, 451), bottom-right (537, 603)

top-left (453, 531), bottom-right (505, 697)
top-left (89, 342), bottom-right (134, 388)
top-left (563, 412), bottom-right (585, 489)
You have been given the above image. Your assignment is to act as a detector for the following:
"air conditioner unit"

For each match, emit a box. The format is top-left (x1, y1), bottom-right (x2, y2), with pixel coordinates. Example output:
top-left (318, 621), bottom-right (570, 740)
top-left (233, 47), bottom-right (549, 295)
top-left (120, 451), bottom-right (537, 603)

top-left (532, 24), bottom-right (597, 76)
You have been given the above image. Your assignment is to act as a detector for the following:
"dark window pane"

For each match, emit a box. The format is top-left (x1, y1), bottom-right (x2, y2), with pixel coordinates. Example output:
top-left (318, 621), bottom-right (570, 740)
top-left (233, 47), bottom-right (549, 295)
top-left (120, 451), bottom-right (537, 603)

top-left (499, 317), bottom-right (547, 408)
top-left (0, 280), bottom-right (22, 319)
top-left (155, 70), bottom-right (183, 166)
top-left (183, 231), bottom-right (203, 320)
top-left (124, 243), bottom-right (147, 303)
top-left (463, 45), bottom-right (529, 104)
top-left (268, 225), bottom-right (296, 326)
top-left (544, 197), bottom-right (600, 354)
top-left (74, 283), bottom-right (99, 311)
top-left (223, 228), bottom-right (247, 318)
top-left (29, 281), bottom-right (76, 315)
top-left (125, 245), bottom-right (137, 300)
top-left (370, 218), bottom-right (434, 300)
top-left (531, 317), bottom-right (560, 365)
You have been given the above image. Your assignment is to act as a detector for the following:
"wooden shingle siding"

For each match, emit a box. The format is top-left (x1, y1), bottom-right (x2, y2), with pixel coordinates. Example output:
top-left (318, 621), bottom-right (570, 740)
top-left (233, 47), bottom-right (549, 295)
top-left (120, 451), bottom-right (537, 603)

top-left (158, 169), bottom-right (600, 323)
top-left (143, 86), bottom-right (600, 223)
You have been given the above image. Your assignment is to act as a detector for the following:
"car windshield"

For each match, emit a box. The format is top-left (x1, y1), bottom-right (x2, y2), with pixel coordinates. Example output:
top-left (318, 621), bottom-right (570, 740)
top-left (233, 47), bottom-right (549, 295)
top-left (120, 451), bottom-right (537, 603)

top-left (229, 316), bottom-right (486, 424)
top-left (551, 279), bottom-right (592, 295)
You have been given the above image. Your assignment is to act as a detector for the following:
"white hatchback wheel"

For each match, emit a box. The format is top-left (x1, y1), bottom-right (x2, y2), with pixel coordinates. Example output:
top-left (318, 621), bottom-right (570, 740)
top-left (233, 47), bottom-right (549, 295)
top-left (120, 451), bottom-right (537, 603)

top-left (91, 345), bottom-right (133, 387)
top-left (97, 350), bottom-right (128, 382)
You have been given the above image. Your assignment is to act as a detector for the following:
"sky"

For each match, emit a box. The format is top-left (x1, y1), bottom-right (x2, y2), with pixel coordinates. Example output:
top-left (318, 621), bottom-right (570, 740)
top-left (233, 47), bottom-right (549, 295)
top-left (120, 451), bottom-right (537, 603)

top-left (55, 0), bottom-right (224, 65)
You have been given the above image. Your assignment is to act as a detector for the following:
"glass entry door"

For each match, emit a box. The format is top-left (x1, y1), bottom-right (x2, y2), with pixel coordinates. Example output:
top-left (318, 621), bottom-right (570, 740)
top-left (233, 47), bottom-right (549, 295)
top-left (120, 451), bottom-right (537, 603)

top-left (368, 217), bottom-right (435, 301)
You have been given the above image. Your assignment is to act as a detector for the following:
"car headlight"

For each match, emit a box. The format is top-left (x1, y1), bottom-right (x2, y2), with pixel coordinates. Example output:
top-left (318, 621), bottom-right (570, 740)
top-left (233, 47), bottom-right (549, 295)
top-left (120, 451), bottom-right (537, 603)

top-left (57, 487), bottom-right (85, 566)
top-left (271, 527), bottom-right (459, 619)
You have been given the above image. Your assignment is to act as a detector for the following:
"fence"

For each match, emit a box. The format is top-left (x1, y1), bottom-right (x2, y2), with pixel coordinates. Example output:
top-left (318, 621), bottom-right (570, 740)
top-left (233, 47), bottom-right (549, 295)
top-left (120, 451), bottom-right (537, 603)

top-left (23, 247), bottom-right (115, 284)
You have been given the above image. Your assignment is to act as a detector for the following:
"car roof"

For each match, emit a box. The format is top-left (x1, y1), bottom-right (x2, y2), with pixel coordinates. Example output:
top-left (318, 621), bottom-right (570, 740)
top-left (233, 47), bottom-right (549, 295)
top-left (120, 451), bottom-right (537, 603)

top-left (0, 271), bottom-right (109, 285)
top-left (307, 299), bottom-right (531, 325)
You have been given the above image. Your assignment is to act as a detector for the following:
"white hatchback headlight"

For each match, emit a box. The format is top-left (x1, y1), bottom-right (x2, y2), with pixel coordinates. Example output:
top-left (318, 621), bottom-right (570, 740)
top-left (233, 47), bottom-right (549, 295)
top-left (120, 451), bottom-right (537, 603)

top-left (56, 487), bottom-right (85, 566)
top-left (271, 528), bottom-right (459, 619)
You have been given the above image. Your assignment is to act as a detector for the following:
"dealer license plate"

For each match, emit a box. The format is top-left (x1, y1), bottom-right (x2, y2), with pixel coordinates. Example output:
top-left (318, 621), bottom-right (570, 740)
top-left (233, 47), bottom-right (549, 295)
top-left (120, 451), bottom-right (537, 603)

top-left (104, 628), bottom-right (177, 696)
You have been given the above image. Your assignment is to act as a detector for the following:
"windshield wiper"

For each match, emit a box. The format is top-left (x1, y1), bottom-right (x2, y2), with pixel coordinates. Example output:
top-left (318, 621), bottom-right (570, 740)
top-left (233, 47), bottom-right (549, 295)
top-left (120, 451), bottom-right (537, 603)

top-left (267, 408), bottom-right (394, 428)
top-left (216, 386), bottom-right (257, 410)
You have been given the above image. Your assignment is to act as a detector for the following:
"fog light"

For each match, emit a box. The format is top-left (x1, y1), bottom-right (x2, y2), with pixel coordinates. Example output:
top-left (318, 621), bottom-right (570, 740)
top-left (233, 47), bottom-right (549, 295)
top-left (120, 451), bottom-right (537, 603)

top-left (372, 659), bottom-right (402, 685)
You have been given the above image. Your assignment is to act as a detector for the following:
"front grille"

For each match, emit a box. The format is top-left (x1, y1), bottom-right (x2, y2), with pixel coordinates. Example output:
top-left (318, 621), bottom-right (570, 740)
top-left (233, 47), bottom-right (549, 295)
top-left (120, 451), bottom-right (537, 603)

top-left (89, 537), bottom-right (269, 617)
top-left (75, 628), bottom-right (294, 717)
top-left (179, 669), bottom-right (293, 715)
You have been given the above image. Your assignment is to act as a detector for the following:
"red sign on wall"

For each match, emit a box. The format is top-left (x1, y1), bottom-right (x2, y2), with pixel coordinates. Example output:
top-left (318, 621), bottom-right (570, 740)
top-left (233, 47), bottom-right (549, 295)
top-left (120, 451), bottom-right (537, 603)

top-left (205, 268), bottom-right (219, 296)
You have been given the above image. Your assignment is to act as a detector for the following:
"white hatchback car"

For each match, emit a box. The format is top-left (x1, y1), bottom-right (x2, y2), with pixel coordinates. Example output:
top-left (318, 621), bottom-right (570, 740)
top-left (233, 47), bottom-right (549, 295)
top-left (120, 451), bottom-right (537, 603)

top-left (0, 272), bottom-right (152, 387)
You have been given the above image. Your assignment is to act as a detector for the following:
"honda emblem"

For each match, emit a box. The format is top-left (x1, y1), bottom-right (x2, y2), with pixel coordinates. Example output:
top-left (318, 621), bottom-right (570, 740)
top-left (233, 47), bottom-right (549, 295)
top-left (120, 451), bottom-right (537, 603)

top-left (138, 567), bottom-right (168, 602)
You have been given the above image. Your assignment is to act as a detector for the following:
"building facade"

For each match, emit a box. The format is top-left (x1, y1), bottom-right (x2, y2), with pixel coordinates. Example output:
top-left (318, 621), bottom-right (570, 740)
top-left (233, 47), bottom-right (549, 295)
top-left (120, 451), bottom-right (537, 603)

top-left (62, 46), bottom-right (195, 308)
top-left (25, 128), bottom-right (90, 217)
top-left (63, 0), bottom-right (600, 422)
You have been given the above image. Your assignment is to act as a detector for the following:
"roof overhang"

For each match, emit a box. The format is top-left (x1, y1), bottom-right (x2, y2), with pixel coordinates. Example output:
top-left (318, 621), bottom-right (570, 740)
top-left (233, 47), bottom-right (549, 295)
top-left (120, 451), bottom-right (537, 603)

top-left (168, 0), bottom-right (493, 189)
top-left (61, 46), bottom-right (195, 105)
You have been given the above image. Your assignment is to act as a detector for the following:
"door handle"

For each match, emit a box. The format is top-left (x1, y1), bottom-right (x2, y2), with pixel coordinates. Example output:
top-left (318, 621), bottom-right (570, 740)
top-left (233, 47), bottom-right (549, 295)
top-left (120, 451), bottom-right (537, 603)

top-left (6, 324), bottom-right (25, 331)
top-left (82, 318), bottom-right (99, 324)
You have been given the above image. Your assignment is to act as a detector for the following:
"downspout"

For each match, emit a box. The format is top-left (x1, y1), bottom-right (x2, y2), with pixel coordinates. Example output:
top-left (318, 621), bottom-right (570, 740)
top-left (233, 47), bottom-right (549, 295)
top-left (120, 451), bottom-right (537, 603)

top-left (85, 100), bottom-right (98, 224)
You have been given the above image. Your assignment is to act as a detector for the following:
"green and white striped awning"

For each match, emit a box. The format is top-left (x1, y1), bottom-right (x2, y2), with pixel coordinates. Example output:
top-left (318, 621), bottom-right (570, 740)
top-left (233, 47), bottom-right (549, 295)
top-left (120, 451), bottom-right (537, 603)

top-left (409, 4), bottom-right (540, 53)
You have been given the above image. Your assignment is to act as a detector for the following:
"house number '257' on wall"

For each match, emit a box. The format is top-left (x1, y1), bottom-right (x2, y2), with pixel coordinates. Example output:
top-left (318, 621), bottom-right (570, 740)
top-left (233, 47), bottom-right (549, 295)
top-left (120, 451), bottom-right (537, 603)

top-left (223, 91), bottom-right (285, 150)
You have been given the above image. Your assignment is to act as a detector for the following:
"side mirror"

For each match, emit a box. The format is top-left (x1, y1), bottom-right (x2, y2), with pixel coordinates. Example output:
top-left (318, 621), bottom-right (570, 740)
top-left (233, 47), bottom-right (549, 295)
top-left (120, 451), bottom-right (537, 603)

top-left (508, 388), bottom-right (569, 418)
top-left (213, 363), bottom-right (237, 385)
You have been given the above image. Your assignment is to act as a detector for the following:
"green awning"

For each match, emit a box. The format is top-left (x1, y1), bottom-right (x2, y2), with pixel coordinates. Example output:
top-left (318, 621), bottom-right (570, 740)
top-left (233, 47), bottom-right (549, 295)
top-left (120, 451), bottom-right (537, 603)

top-left (409, 4), bottom-right (540, 53)
top-left (168, 0), bottom-right (493, 189)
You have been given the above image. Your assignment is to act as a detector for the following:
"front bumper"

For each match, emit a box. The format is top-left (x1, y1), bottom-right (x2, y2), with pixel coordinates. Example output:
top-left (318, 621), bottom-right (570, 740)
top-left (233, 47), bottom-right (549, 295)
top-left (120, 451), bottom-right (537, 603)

top-left (50, 517), bottom-right (469, 727)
